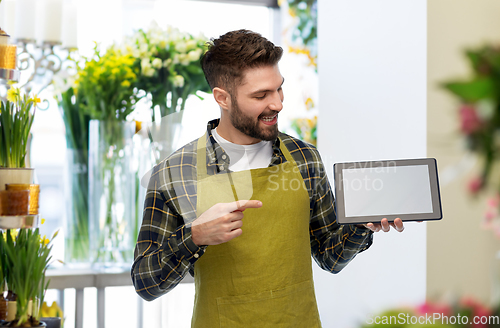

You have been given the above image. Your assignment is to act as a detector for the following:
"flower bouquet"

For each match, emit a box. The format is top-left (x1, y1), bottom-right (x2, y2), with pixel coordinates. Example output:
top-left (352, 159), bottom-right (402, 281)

top-left (75, 44), bottom-right (139, 269)
top-left (120, 22), bottom-right (211, 164)
top-left (121, 21), bottom-right (210, 119)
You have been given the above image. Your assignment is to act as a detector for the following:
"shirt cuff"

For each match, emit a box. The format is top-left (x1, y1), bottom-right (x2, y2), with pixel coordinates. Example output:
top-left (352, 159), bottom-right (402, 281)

top-left (350, 224), bottom-right (372, 237)
top-left (171, 224), bottom-right (207, 264)
top-left (348, 225), bottom-right (373, 250)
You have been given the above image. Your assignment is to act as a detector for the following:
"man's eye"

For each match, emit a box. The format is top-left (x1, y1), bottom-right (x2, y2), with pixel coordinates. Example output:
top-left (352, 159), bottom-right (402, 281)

top-left (255, 94), bottom-right (266, 99)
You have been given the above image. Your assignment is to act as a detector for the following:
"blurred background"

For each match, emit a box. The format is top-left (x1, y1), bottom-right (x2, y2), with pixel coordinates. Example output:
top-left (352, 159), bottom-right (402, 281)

top-left (2, 0), bottom-right (500, 327)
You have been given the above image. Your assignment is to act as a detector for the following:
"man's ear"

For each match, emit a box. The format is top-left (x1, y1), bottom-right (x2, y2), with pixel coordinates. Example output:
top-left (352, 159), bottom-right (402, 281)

top-left (213, 87), bottom-right (231, 110)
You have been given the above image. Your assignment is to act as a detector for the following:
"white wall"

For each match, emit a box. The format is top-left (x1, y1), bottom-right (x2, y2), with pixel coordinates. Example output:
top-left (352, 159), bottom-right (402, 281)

top-left (316, 1), bottom-right (427, 327)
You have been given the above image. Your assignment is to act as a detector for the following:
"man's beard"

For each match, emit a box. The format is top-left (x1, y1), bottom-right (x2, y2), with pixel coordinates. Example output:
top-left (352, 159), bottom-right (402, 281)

top-left (229, 96), bottom-right (279, 142)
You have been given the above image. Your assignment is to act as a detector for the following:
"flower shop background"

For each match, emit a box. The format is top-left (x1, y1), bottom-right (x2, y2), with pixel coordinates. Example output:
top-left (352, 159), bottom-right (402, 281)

top-left (427, 0), bottom-right (500, 303)
top-left (0, 0), bottom-right (320, 327)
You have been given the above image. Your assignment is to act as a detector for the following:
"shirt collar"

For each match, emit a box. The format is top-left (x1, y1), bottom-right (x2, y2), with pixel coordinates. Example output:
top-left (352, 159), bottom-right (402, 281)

top-left (204, 119), bottom-right (285, 171)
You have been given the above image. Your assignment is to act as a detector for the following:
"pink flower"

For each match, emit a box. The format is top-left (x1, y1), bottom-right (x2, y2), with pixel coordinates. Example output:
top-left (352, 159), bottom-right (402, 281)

top-left (487, 194), bottom-right (500, 208)
top-left (460, 297), bottom-right (492, 327)
top-left (468, 176), bottom-right (484, 194)
top-left (460, 105), bottom-right (482, 134)
top-left (416, 301), bottom-right (452, 317)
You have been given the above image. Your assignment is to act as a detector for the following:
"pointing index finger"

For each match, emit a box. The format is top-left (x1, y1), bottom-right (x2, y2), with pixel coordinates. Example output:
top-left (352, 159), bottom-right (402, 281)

top-left (228, 200), bottom-right (263, 212)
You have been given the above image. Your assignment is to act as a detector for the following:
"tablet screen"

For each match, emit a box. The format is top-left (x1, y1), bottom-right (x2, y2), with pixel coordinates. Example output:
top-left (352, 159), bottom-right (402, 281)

top-left (334, 158), bottom-right (442, 224)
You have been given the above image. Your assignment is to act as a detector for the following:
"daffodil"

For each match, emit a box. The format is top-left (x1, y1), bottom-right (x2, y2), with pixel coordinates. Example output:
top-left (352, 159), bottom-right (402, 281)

top-left (6, 88), bottom-right (18, 103)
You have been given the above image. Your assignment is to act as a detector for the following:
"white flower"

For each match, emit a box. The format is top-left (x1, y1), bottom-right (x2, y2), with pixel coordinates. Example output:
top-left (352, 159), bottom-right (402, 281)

top-left (139, 43), bottom-right (150, 56)
top-left (176, 41), bottom-right (187, 53)
top-left (178, 54), bottom-right (190, 66)
top-left (187, 49), bottom-right (202, 62)
top-left (477, 99), bottom-right (495, 121)
top-left (141, 58), bottom-right (151, 71)
top-left (186, 39), bottom-right (197, 51)
top-left (152, 58), bottom-right (163, 69)
top-left (172, 54), bottom-right (180, 65)
top-left (172, 75), bottom-right (185, 88)
top-left (163, 58), bottom-right (172, 68)
top-left (143, 66), bottom-right (155, 77)
top-left (131, 48), bottom-right (141, 58)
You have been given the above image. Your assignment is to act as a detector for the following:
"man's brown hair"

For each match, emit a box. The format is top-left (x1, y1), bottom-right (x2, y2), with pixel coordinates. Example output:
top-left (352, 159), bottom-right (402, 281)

top-left (200, 29), bottom-right (283, 93)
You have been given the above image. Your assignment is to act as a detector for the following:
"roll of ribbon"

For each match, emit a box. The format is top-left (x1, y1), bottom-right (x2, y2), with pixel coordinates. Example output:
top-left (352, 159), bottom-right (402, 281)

top-left (0, 44), bottom-right (17, 69)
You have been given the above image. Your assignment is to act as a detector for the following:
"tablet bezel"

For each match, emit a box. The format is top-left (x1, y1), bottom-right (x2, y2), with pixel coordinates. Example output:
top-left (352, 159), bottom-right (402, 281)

top-left (333, 158), bottom-right (442, 224)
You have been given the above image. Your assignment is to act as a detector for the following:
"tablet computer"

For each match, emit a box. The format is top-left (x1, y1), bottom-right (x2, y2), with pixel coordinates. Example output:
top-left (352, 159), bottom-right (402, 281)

top-left (333, 158), bottom-right (442, 224)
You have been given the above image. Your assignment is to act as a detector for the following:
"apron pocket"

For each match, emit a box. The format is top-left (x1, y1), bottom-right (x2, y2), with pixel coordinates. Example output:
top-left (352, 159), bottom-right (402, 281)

top-left (217, 280), bottom-right (321, 328)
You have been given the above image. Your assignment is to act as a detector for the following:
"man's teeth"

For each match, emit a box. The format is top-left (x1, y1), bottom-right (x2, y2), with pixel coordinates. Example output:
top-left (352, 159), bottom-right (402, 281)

top-left (260, 114), bottom-right (277, 122)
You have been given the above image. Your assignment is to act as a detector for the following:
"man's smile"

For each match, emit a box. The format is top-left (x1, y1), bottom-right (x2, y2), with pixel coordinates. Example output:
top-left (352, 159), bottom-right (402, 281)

top-left (259, 113), bottom-right (278, 125)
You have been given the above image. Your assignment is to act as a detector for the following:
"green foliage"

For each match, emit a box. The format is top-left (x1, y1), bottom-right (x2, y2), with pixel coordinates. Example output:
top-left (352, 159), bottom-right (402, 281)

top-left (442, 78), bottom-right (495, 103)
top-left (1, 229), bottom-right (54, 326)
top-left (56, 86), bottom-right (90, 263)
top-left (286, 0), bottom-right (317, 50)
top-left (441, 44), bottom-right (500, 194)
top-left (0, 89), bottom-right (37, 168)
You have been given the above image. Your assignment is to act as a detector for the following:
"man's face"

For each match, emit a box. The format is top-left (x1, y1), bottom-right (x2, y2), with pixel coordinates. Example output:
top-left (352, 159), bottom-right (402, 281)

top-left (229, 65), bottom-right (284, 142)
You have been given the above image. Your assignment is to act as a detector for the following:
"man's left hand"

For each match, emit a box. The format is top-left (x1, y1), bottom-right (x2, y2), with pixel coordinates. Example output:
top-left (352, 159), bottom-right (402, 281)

top-left (363, 218), bottom-right (404, 233)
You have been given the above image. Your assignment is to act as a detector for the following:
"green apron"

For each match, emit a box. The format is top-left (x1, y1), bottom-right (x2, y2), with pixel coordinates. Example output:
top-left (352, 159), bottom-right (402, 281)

top-left (191, 135), bottom-right (322, 328)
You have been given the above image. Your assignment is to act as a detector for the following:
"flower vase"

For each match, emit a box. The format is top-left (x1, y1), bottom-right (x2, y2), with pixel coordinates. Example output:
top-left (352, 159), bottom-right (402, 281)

top-left (0, 168), bottom-right (34, 191)
top-left (63, 149), bottom-right (89, 266)
top-left (149, 110), bottom-right (184, 164)
top-left (89, 120), bottom-right (137, 271)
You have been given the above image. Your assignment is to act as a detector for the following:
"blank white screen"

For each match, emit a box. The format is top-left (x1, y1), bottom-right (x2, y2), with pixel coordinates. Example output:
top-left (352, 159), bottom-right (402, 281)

top-left (342, 165), bottom-right (433, 217)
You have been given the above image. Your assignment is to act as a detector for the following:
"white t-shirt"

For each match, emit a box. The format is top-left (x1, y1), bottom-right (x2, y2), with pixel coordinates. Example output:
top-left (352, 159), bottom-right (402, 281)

top-left (212, 128), bottom-right (273, 172)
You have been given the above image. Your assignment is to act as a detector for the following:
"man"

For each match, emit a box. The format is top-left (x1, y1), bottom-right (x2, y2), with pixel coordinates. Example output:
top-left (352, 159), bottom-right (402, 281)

top-left (132, 29), bottom-right (404, 327)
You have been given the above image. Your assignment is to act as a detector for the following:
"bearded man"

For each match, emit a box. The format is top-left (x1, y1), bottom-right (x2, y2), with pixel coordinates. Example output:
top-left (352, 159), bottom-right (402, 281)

top-left (132, 29), bottom-right (404, 328)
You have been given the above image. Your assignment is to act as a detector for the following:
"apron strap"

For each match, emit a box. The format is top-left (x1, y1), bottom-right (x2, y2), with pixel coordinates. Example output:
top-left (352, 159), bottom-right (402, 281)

top-left (196, 133), bottom-right (295, 180)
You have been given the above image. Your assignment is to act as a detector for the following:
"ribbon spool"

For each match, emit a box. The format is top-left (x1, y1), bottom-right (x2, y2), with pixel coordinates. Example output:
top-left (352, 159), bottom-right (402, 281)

top-left (0, 28), bottom-right (17, 70)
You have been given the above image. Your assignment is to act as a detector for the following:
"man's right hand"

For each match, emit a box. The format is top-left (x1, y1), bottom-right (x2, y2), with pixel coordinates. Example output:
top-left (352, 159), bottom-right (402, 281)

top-left (191, 200), bottom-right (262, 246)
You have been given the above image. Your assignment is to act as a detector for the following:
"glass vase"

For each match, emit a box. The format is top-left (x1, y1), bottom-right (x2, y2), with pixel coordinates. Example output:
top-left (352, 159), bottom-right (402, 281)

top-left (64, 148), bottom-right (89, 266)
top-left (89, 120), bottom-right (136, 271)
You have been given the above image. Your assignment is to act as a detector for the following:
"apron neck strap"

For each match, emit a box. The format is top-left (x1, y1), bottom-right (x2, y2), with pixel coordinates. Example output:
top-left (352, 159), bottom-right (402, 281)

top-left (196, 133), bottom-right (293, 180)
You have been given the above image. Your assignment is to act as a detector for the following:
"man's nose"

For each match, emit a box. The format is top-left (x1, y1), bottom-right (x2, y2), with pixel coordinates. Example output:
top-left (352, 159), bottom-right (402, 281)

top-left (269, 91), bottom-right (283, 112)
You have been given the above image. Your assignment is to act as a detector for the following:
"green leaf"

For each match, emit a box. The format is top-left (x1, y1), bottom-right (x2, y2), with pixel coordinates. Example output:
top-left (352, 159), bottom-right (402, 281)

top-left (441, 78), bottom-right (495, 102)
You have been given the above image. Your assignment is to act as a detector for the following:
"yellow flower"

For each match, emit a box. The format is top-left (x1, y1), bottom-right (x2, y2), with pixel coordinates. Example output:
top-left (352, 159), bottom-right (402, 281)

top-left (41, 218), bottom-right (46, 224)
top-left (40, 235), bottom-right (50, 246)
top-left (305, 97), bottom-right (314, 111)
top-left (121, 80), bottom-right (131, 88)
top-left (6, 88), bottom-right (18, 103)
top-left (33, 96), bottom-right (41, 104)
top-left (41, 301), bottom-right (64, 319)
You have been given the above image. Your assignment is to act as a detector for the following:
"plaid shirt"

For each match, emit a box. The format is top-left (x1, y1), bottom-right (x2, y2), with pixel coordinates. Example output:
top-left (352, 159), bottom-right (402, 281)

top-left (132, 119), bottom-right (373, 301)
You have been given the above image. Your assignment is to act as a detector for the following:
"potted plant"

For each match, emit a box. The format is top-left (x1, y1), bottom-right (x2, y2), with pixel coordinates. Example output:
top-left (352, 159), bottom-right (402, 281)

top-left (0, 228), bottom-right (55, 327)
top-left (0, 87), bottom-right (39, 191)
